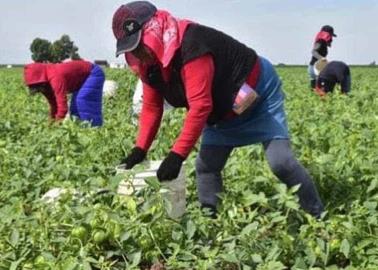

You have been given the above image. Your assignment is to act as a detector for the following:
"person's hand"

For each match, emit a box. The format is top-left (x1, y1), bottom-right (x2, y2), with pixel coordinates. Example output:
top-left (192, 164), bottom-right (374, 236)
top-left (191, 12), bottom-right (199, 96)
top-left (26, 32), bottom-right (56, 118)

top-left (48, 118), bottom-right (64, 126)
top-left (120, 147), bottom-right (146, 169)
top-left (157, 151), bottom-right (184, 181)
top-left (314, 87), bottom-right (326, 97)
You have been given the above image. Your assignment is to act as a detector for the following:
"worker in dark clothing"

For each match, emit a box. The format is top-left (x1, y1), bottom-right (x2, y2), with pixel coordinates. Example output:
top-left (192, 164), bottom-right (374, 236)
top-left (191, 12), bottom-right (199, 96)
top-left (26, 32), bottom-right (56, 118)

top-left (308, 25), bottom-right (337, 89)
top-left (315, 61), bottom-right (351, 96)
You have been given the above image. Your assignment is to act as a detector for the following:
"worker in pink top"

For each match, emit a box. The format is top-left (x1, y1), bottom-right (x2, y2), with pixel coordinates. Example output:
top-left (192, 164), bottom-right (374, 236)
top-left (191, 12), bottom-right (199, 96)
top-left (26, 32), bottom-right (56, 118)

top-left (308, 25), bottom-right (337, 89)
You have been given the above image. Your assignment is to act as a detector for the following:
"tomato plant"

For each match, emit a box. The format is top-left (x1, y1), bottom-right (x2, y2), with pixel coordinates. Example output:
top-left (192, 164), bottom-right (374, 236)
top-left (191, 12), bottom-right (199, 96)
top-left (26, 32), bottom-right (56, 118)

top-left (0, 66), bottom-right (377, 269)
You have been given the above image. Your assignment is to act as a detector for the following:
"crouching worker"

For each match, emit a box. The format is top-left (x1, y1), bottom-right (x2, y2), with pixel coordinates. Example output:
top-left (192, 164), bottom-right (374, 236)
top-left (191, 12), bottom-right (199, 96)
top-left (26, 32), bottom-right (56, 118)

top-left (24, 60), bottom-right (105, 126)
top-left (315, 61), bottom-right (351, 97)
top-left (112, 1), bottom-right (324, 217)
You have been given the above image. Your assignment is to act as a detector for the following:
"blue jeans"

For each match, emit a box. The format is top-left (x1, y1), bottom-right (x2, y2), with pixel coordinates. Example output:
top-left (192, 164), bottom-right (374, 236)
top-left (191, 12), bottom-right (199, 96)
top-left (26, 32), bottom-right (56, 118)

top-left (70, 65), bottom-right (105, 126)
top-left (308, 65), bottom-right (316, 88)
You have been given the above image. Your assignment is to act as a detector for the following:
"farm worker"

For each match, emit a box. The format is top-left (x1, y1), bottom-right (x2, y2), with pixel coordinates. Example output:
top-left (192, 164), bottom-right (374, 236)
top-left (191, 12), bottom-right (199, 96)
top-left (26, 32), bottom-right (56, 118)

top-left (315, 61), bottom-right (351, 96)
top-left (113, 1), bottom-right (324, 217)
top-left (24, 60), bottom-right (105, 127)
top-left (308, 25), bottom-right (337, 89)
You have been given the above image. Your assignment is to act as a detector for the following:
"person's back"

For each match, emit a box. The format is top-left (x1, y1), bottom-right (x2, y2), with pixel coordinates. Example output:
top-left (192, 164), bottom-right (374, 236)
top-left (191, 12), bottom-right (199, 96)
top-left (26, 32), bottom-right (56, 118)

top-left (162, 23), bottom-right (259, 124)
top-left (47, 60), bottom-right (92, 93)
top-left (317, 61), bottom-right (351, 94)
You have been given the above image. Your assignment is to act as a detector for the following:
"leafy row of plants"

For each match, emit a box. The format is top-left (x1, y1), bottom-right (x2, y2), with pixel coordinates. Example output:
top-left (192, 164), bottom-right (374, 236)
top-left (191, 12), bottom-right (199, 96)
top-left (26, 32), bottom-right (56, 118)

top-left (0, 67), bottom-right (377, 269)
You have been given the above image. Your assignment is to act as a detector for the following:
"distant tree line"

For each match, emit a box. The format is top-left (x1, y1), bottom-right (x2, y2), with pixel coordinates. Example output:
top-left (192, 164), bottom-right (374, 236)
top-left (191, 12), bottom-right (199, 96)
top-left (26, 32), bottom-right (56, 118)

top-left (30, 35), bottom-right (80, 63)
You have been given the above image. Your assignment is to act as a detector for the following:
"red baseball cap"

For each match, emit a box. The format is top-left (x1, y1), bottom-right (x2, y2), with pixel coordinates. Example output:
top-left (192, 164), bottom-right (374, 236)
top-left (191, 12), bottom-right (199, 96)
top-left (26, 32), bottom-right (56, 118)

top-left (112, 1), bottom-right (157, 57)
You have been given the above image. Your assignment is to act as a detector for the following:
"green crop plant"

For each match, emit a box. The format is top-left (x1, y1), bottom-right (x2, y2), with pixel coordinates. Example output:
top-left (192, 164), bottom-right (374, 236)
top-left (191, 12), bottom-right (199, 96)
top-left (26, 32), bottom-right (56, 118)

top-left (0, 66), bottom-right (377, 269)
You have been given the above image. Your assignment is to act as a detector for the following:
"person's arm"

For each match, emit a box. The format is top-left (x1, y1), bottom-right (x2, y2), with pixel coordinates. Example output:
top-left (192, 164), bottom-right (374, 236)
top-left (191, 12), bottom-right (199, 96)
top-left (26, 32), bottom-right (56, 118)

top-left (311, 42), bottom-right (326, 60)
top-left (171, 54), bottom-right (214, 158)
top-left (50, 80), bottom-right (68, 120)
top-left (135, 82), bottom-right (164, 151)
top-left (41, 88), bottom-right (58, 119)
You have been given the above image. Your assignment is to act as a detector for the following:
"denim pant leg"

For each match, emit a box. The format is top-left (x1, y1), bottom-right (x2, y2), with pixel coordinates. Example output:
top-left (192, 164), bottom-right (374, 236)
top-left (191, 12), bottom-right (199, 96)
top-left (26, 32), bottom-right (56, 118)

top-left (195, 145), bottom-right (234, 208)
top-left (75, 66), bottom-right (104, 126)
top-left (263, 139), bottom-right (324, 217)
top-left (70, 91), bottom-right (80, 118)
top-left (307, 65), bottom-right (317, 89)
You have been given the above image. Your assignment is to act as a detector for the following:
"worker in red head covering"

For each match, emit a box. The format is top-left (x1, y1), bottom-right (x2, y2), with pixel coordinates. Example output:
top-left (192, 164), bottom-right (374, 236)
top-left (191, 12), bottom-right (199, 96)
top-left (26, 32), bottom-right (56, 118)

top-left (112, 1), bottom-right (324, 218)
top-left (308, 25), bottom-right (337, 90)
top-left (24, 60), bottom-right (105, 126)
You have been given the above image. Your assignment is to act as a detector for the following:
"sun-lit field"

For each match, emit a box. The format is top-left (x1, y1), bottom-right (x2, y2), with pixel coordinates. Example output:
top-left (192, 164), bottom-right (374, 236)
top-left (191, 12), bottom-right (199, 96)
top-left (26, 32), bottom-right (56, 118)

top-left (0, 67), bottom-right (377, 269)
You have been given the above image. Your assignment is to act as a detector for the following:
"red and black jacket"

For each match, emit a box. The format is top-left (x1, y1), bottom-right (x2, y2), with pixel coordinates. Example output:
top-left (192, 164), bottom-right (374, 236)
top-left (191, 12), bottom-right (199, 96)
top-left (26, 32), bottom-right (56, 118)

top-left (145, 24), bottom-right (259, 124)
top-left (136, 24), bottom-right (260, 158)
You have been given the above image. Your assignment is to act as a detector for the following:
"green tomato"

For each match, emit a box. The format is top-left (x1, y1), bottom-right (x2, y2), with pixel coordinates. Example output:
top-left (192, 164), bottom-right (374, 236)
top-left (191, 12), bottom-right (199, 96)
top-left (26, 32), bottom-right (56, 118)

top-left (139, 236), bottom-right (153, 249)
top-left (314, 246), bottom-right (322, 256)
top-left (330, 220), bottom-right (339, 231)
top-left (98, 178), bottom-right (107, 188)
top-left (330, 239), bottom-right (341, 250)
top-left (92, 230), bottom-right (108, 244)
top-left (71, 226), bottom-right (88, 241)
top-left (34, 255), bottom-right (47, 266)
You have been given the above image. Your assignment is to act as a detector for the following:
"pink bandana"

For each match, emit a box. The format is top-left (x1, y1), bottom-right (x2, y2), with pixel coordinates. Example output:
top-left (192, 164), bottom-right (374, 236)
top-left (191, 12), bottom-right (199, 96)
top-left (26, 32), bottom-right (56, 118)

top-left (315, 31), bottom-right (332, 44)
top-left (125, 10), bottom-right (192, 79)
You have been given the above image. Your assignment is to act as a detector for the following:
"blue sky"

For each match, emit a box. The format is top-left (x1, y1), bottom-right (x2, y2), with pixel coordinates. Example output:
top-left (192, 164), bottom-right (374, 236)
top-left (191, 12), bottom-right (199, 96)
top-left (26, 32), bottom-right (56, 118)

top-left (0, 0), bottom-right (377, 64)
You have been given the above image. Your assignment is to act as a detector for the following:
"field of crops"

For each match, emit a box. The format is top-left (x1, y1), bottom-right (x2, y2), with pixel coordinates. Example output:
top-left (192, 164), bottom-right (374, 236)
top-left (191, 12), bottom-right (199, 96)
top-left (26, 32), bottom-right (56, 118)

top-left (0, 66), bottom-right (377, 270)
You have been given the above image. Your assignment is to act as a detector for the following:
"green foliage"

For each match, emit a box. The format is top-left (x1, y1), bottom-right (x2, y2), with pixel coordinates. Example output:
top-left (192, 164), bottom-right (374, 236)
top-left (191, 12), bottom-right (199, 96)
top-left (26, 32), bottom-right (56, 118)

top-left (51, 35), bottom-right (80, 63)
top-left (29, 35), bottom-right (80, 63)
top-left (30, 38), bottom-right (52, 63)
top-left (0, 67), bottom-right (377, 269)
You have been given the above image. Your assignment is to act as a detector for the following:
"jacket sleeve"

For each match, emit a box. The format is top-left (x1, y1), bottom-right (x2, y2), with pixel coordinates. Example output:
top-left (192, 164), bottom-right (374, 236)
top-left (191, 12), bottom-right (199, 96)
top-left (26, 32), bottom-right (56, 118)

top-left (135, 82), bottom-right (164, 151)
top-left (171, 54), bottom-right (214, 158)
top-left (50, 80), bottom-right (68, 120)
top-left (41, 89), bottom-right (58, 119)
top-left (311, 41), bottom-right (327, 60)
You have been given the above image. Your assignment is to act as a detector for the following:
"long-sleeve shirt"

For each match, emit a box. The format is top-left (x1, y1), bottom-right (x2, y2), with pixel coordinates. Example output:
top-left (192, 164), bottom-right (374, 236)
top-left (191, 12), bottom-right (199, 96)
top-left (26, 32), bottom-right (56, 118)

top-left (135, 53), bottom-right (259, 158)
top-left (136, 54), bottom-right (214, 158)
top-left (24, 61), bottom-right (92, 119)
